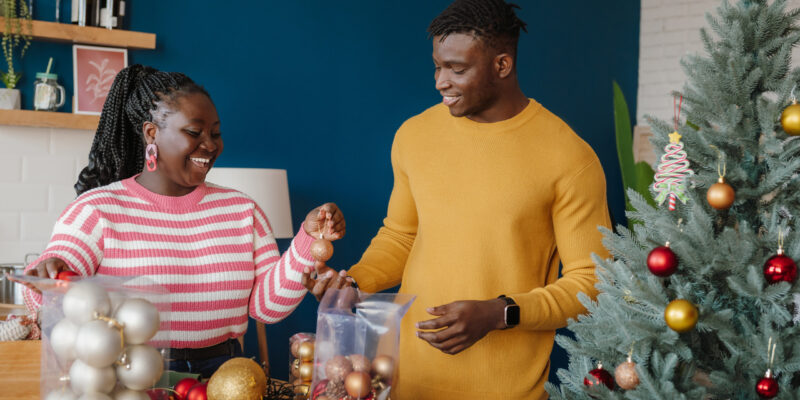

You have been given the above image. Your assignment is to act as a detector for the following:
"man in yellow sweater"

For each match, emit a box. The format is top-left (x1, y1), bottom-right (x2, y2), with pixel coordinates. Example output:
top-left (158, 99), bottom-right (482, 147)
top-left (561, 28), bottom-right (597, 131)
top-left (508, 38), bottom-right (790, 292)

top-left (327, 0), bottom-right (611, 398)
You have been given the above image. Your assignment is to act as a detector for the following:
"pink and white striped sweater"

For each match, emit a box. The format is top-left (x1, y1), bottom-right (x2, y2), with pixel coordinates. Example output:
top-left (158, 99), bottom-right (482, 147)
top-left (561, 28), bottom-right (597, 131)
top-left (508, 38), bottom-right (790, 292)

top-left (23, 176), bottom-right (315, 348)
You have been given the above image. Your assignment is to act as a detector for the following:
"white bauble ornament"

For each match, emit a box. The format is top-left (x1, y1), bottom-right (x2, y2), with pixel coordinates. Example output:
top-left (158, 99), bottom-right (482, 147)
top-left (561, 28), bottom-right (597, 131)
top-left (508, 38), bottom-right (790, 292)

top-left (114, 298), bottom-right (159, 345)
top-left (111, 388), bottom-right (150, 400)
top-left (45, 388), bottom-right (78, 400)
top-left (75, 319), bottom-right (123, 368)
top-left (109, 291), bottom-right (128, 314)
top-left (78, 393), bottom-right (112, 400)
top-left (116, 345), bottom-right (164, 390)
top-left (63, 282), bottom-right (111, 324)
top-left (51, 318), bottom-right (79, 365)
top-left (69, 359), bottom-right (116, 395)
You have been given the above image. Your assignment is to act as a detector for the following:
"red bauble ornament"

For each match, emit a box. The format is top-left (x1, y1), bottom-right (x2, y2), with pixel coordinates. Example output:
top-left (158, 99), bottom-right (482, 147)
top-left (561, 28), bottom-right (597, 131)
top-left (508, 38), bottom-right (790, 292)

top-left (186, 382), bottom-right (208, 400)
top-left (584, 364), bottom-right (615, 390)
top-left (647, 244), bottom-right (678, 277)
top-left (147, 389), bottom-right (176, 400)
top-left (755, 372), bottom-right (779, 399)
top-left (764, 251), bottom-right (798, 284)
top-left (173, 377), bottom-right (200, 400)
top-left (55, 270), bottom-right (79, 281)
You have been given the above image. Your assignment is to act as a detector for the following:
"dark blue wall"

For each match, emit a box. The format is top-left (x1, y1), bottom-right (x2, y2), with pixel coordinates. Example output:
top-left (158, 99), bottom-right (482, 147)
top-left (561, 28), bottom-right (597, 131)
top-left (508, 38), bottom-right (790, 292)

top-left (18, 0), bottom-right (639, 383)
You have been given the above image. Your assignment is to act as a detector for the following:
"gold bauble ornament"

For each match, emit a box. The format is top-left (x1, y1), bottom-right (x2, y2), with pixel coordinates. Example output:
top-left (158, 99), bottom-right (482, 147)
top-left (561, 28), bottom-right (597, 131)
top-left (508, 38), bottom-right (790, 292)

top-left (293, 382), bottom-right (309, 396)
top-left (781, 102), bottom-right (800, 135)
top-left (290, 339), bottom-right (303, 359)
top-left (344, 371), bottom-right (372, 398)
top-left (298, 341), bottom-right (315, 362)
top-left (371, 355), bottom-right (395, 381)
top-left (207, 357), bottom-right (267, 400)
top-left (298, 361), bottom-right (314, 382)
top-left (310, 239), bottom-right (334, 262)
top-left (664, 299), bottom-right (698, 333)
top-left (707, 177), bottom-right (735, 210)
top-left (290, 358), bottom-right (301, 377)
top-left (614, 358), bottom-right (640, 390)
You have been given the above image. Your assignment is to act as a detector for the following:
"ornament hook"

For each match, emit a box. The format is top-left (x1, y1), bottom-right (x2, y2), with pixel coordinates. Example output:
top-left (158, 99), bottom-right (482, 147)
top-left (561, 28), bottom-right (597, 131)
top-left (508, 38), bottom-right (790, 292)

top-left (791, 85), bottom-right (797, 104)
top-left (710, 145), bottom-right (726, 181)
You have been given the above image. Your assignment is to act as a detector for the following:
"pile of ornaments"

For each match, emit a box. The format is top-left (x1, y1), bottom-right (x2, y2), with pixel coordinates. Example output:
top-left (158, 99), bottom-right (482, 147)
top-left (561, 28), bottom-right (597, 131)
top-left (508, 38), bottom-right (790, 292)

top-left (289, 333), bottom-right (316, 396)
top-left (309, 353), bottom-right (395, 400)
top-left (44, 281), bottom-right (163, 400)
top-left (583, 358), bottom-right (639, 392)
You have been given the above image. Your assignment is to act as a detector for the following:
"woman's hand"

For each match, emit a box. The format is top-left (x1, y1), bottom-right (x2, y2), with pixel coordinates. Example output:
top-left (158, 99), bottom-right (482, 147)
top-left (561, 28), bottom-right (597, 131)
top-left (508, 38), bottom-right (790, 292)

top-left (301, 261), bottom-right (354, 301)
top-left (5, 257), bottom-right (69, 295)
top-left (303, 203), bottom-right (346, 241)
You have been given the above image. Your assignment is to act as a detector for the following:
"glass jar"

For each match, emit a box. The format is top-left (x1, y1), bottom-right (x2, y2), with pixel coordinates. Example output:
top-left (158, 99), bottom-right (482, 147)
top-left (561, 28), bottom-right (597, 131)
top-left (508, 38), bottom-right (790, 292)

top-left (33, 72), bottom-right (66, 111)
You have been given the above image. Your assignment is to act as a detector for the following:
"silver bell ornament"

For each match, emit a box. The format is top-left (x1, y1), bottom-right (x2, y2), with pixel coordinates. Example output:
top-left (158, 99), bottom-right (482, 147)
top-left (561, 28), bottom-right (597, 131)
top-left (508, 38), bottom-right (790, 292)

top-left (50, 318), bottom-right (79, 366)
top-left (111, 388), bottom-right (150, 400)
top-left (69, 359), bottom-right (116, 395)
top-left (116, 344), bottom-right (164, 390)
top-left (114, 298), bottom-right (160, 345)
top-left (74, 319), bottom-right (123, 368)
top-left (45, 388), bottom-right (78, 400)
top-left (63, 282), bottom-right (111, 324)
top-left (77, 393), bottom-right (112, 400)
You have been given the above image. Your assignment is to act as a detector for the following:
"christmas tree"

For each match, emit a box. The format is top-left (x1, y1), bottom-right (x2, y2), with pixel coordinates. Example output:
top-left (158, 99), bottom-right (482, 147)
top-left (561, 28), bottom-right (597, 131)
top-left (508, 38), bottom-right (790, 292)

top-left (547, 0), bottom-right (800, 398)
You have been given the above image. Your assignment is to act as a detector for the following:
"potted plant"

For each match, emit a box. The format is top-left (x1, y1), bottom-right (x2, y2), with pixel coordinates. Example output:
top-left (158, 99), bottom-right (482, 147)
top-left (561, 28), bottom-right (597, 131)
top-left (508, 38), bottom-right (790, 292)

top-left (0, 0), bottom-right (31, 109)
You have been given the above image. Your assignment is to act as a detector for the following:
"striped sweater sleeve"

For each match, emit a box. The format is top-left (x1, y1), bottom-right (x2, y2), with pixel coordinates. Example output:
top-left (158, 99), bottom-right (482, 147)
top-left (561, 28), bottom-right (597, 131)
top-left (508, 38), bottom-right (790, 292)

top-left (23, 196), bottom-right (104, 311)
top-left (249, 203), bottom-right (315, 323)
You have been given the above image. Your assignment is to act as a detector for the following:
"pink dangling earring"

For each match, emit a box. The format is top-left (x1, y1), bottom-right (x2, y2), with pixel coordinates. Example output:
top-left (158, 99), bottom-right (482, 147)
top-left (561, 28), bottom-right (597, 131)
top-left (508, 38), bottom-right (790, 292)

top-left (145, 143), bottom-right (158, 172)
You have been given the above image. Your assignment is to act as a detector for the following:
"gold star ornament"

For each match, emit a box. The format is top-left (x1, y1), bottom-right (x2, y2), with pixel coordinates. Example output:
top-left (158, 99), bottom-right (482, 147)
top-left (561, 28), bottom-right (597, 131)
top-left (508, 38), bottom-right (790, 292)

top-left (669, 131), bottom-right (682, 143)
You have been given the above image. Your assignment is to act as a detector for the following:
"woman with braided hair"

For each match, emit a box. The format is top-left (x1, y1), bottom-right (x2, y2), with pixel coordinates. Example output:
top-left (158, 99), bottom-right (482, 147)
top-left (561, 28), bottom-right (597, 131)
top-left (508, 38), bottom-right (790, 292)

top-left (16, 64), bottom-right (349, 377)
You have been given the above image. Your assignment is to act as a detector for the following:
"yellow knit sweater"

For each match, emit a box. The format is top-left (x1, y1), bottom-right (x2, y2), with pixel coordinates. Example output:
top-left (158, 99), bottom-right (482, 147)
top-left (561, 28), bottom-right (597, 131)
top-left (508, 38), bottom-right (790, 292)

top-left (349, 100), bottom-right (611, 400)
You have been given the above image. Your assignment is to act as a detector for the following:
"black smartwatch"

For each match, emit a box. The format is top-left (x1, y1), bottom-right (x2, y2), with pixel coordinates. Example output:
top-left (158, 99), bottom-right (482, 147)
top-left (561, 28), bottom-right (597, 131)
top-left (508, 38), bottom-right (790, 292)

top-left (498, 295), bottom-right (520, 329)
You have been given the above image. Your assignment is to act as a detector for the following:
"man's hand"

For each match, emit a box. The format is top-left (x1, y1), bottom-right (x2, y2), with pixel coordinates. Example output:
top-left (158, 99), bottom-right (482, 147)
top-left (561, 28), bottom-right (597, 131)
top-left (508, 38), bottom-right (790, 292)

top-left (416, 299), bottom-right (507, 355)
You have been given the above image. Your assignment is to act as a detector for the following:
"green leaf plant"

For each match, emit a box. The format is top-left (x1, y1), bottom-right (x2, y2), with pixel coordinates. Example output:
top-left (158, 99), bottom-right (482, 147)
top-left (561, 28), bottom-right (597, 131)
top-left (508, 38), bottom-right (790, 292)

top-left (613, 80), bottom-right (656, 228)
top-left (0, 0), bottom-right (32, 89)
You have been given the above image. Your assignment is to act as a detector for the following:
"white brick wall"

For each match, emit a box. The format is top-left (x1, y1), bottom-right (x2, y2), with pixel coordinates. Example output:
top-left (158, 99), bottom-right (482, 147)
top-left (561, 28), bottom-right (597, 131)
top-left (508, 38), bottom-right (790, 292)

top-left (637, 0), bottom-right (800, 124)
top-left (0, 126), bottom-right (93, 263)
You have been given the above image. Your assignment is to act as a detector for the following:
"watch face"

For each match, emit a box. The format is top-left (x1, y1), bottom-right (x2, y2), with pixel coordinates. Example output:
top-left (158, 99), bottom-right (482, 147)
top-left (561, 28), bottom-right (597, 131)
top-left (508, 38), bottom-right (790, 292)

top-left (506, 305), bottom-right (520, 326)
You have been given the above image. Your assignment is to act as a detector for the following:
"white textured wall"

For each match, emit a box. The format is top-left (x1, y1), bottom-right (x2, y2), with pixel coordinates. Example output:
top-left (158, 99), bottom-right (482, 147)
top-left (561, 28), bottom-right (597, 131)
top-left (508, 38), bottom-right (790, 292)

top-left (0, 126), bottom-right (93, 263)
top-left (637, 0), bottom-right (800, 125)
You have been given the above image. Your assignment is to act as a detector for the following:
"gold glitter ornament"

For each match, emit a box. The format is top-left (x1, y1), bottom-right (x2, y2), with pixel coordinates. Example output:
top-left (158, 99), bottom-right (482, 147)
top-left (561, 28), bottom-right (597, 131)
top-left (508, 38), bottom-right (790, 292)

top-left (325, 355), bottom-right (353, 383)
top-left (298, 341), bottom-right (315, 362)
top-left (614, 356), bottom-right (640, 390)
top-left (310, 239), bottom-right (334, 262)
top-left (348, 354), bottom-right (371, 373)
top-left (206, 357), bottom-right (267, 400)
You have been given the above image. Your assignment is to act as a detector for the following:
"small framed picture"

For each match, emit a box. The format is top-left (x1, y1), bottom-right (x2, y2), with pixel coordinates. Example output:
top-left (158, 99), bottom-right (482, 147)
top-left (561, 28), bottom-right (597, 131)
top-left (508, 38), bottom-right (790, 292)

top-left (73, 45), bottom-right (128, 115)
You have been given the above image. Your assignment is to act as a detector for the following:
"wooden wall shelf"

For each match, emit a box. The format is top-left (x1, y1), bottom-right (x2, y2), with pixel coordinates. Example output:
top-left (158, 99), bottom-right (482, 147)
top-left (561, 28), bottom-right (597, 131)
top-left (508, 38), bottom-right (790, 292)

top-left (0, 17), bottom-right (156, 49)
top-left (0, 109), bottom-right (98, 130)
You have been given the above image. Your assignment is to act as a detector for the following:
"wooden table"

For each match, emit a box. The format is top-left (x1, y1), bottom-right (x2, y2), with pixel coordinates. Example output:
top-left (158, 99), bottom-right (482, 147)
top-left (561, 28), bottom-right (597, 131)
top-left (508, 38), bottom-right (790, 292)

top-left (0, 340), bottom-right (41, 399)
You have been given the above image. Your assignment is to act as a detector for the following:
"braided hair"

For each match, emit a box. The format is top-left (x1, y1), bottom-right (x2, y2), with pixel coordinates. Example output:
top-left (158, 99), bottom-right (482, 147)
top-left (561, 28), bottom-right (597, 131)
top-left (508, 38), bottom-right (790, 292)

top-left (75, 64), bottom-right (211, 195)
top-left (427, 0), bottom-right (528, 55)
